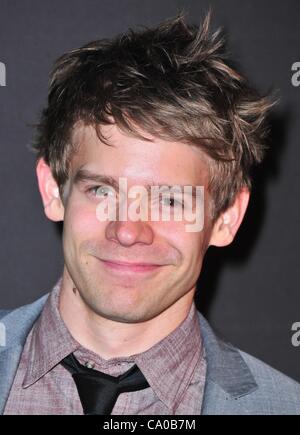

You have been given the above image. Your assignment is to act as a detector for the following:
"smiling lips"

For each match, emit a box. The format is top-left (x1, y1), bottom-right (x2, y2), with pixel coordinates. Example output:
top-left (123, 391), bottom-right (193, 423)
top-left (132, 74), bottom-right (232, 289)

top-left (99, 259), bottom-right (163, 273)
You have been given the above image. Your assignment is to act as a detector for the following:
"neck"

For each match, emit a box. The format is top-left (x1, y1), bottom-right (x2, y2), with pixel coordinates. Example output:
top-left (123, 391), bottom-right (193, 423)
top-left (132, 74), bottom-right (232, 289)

top-left (59, 270), bottom-right (195, 360)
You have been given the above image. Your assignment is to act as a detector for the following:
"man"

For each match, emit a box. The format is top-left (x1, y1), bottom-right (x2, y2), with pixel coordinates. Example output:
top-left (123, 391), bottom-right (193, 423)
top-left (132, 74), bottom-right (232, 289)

top-left (0, 11), bottom-right (299, 415)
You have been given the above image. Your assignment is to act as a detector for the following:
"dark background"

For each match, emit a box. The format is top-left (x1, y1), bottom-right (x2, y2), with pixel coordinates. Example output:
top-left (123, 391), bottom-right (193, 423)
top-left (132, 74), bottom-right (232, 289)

top-left (0, 0), bottom-right (299, 383)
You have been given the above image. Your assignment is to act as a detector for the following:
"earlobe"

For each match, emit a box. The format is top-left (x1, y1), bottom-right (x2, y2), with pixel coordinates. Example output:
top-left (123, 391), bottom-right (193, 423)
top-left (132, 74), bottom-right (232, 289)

top-left (208, 188), bottom-right (250, 248)
top-left (36, 158), bottom-right (65, 222)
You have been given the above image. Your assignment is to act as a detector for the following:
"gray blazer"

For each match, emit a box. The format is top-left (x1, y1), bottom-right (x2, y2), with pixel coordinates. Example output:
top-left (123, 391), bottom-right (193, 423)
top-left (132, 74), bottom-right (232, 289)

top-left (0, 294), bottom-right (299, 415)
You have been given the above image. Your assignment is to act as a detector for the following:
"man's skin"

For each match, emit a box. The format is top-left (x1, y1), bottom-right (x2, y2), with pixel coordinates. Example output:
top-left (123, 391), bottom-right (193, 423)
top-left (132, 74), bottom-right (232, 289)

top-left (36, 122), bottom-right (249, 359)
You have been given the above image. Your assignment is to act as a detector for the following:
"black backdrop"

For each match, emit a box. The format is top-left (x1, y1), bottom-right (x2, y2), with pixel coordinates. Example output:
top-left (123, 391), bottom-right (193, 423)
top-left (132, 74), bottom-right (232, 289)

top-left (0, 0), bottom-right (300, 383)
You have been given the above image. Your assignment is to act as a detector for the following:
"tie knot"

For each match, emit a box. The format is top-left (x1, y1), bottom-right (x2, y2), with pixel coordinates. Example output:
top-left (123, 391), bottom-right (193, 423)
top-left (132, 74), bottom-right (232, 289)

top-left (61, 353), bottom-right (150, 414)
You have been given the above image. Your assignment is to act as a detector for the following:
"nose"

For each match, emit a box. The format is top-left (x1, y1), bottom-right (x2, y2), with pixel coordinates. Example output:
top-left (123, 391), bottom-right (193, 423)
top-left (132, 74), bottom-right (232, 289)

top-left (105, 219), bottom-right (154, 247)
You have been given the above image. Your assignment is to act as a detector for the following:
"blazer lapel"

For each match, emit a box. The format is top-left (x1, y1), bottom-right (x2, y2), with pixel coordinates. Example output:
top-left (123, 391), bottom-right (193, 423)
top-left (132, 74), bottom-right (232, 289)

top-left (198, 312), bottom-right (258, 414)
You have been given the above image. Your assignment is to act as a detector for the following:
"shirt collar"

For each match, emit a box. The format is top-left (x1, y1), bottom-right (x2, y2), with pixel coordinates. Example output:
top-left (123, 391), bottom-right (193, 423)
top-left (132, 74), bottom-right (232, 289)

top-left (23, 276), bottom-right (80, 387)
top-left (134, 302), bottom-right (203, 412)
top-left (23, 277), bottom-right (204, 413)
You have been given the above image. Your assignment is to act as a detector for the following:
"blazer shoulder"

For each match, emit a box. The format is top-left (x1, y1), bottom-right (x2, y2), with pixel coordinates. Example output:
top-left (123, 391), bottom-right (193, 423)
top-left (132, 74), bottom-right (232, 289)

top-left (199, 312), bottom-right (300, 414)
top-left (0, 310), bottom-right (11, 320)
top-left (0, 294), bottom-right (49, 346)
top-left (239, 349), bottom-right (300, 409)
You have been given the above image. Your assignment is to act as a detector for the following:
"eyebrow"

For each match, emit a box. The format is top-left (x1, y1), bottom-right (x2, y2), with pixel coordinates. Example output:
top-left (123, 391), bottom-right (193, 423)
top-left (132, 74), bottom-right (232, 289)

top-left (74, 168), bottom-right (120, 191)
top-left (73, 168), bottom-right (202, 198)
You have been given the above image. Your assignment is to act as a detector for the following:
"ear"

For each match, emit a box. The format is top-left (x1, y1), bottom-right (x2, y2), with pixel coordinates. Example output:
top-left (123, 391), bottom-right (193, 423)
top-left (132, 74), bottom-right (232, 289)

top-left (208, 187), bottom-right (250, 247)
top-left (36, 158), bottom-right (65, 222)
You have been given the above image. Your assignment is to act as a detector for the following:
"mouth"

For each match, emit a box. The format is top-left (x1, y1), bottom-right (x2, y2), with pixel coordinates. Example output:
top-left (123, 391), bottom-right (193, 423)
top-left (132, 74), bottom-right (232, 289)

top-left (98, 258), bottom-right (163, 274)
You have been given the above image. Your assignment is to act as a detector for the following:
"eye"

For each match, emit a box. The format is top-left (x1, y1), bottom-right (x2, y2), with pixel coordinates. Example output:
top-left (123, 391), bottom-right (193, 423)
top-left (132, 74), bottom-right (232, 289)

top-left (160, 195), bottom-right (182, 208)
top-left (87, 185), bottom-right (116, 199)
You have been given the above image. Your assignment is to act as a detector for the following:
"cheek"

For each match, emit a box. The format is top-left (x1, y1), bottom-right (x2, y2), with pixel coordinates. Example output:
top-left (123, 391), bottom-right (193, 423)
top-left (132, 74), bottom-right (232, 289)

top-left (156, 221), bottom-right (205, 263)
top-left (159, 224), bottom-right (205, 289)
top-left (178, 234), bottom-right (206, 285)
top-left (183, 234), bottom-right (205, 265)
top-left (64, 202), bottom-right (105, 242)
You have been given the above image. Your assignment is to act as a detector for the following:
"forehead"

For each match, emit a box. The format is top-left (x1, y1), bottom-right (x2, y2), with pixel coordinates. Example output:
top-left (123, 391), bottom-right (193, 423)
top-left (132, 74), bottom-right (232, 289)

top-left (70, 123), bottom-right (210, 186)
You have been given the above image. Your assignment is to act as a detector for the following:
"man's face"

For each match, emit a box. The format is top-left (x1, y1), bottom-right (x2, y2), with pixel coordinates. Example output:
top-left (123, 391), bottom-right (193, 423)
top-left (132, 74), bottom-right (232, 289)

top-left (61, 123), bottom-right (214, 323)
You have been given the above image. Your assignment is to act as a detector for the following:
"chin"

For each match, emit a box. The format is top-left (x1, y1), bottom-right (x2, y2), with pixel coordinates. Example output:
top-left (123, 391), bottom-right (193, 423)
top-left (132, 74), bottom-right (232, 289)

top-left (93, 307), bottom-right (151, 324)
top-left (84, 295), bottom-right (157, 324)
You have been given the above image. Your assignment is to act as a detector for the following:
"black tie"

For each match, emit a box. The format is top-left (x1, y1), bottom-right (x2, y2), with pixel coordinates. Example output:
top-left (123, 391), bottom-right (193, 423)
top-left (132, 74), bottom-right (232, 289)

top-left (61, 353), bottom-right (150, 415)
